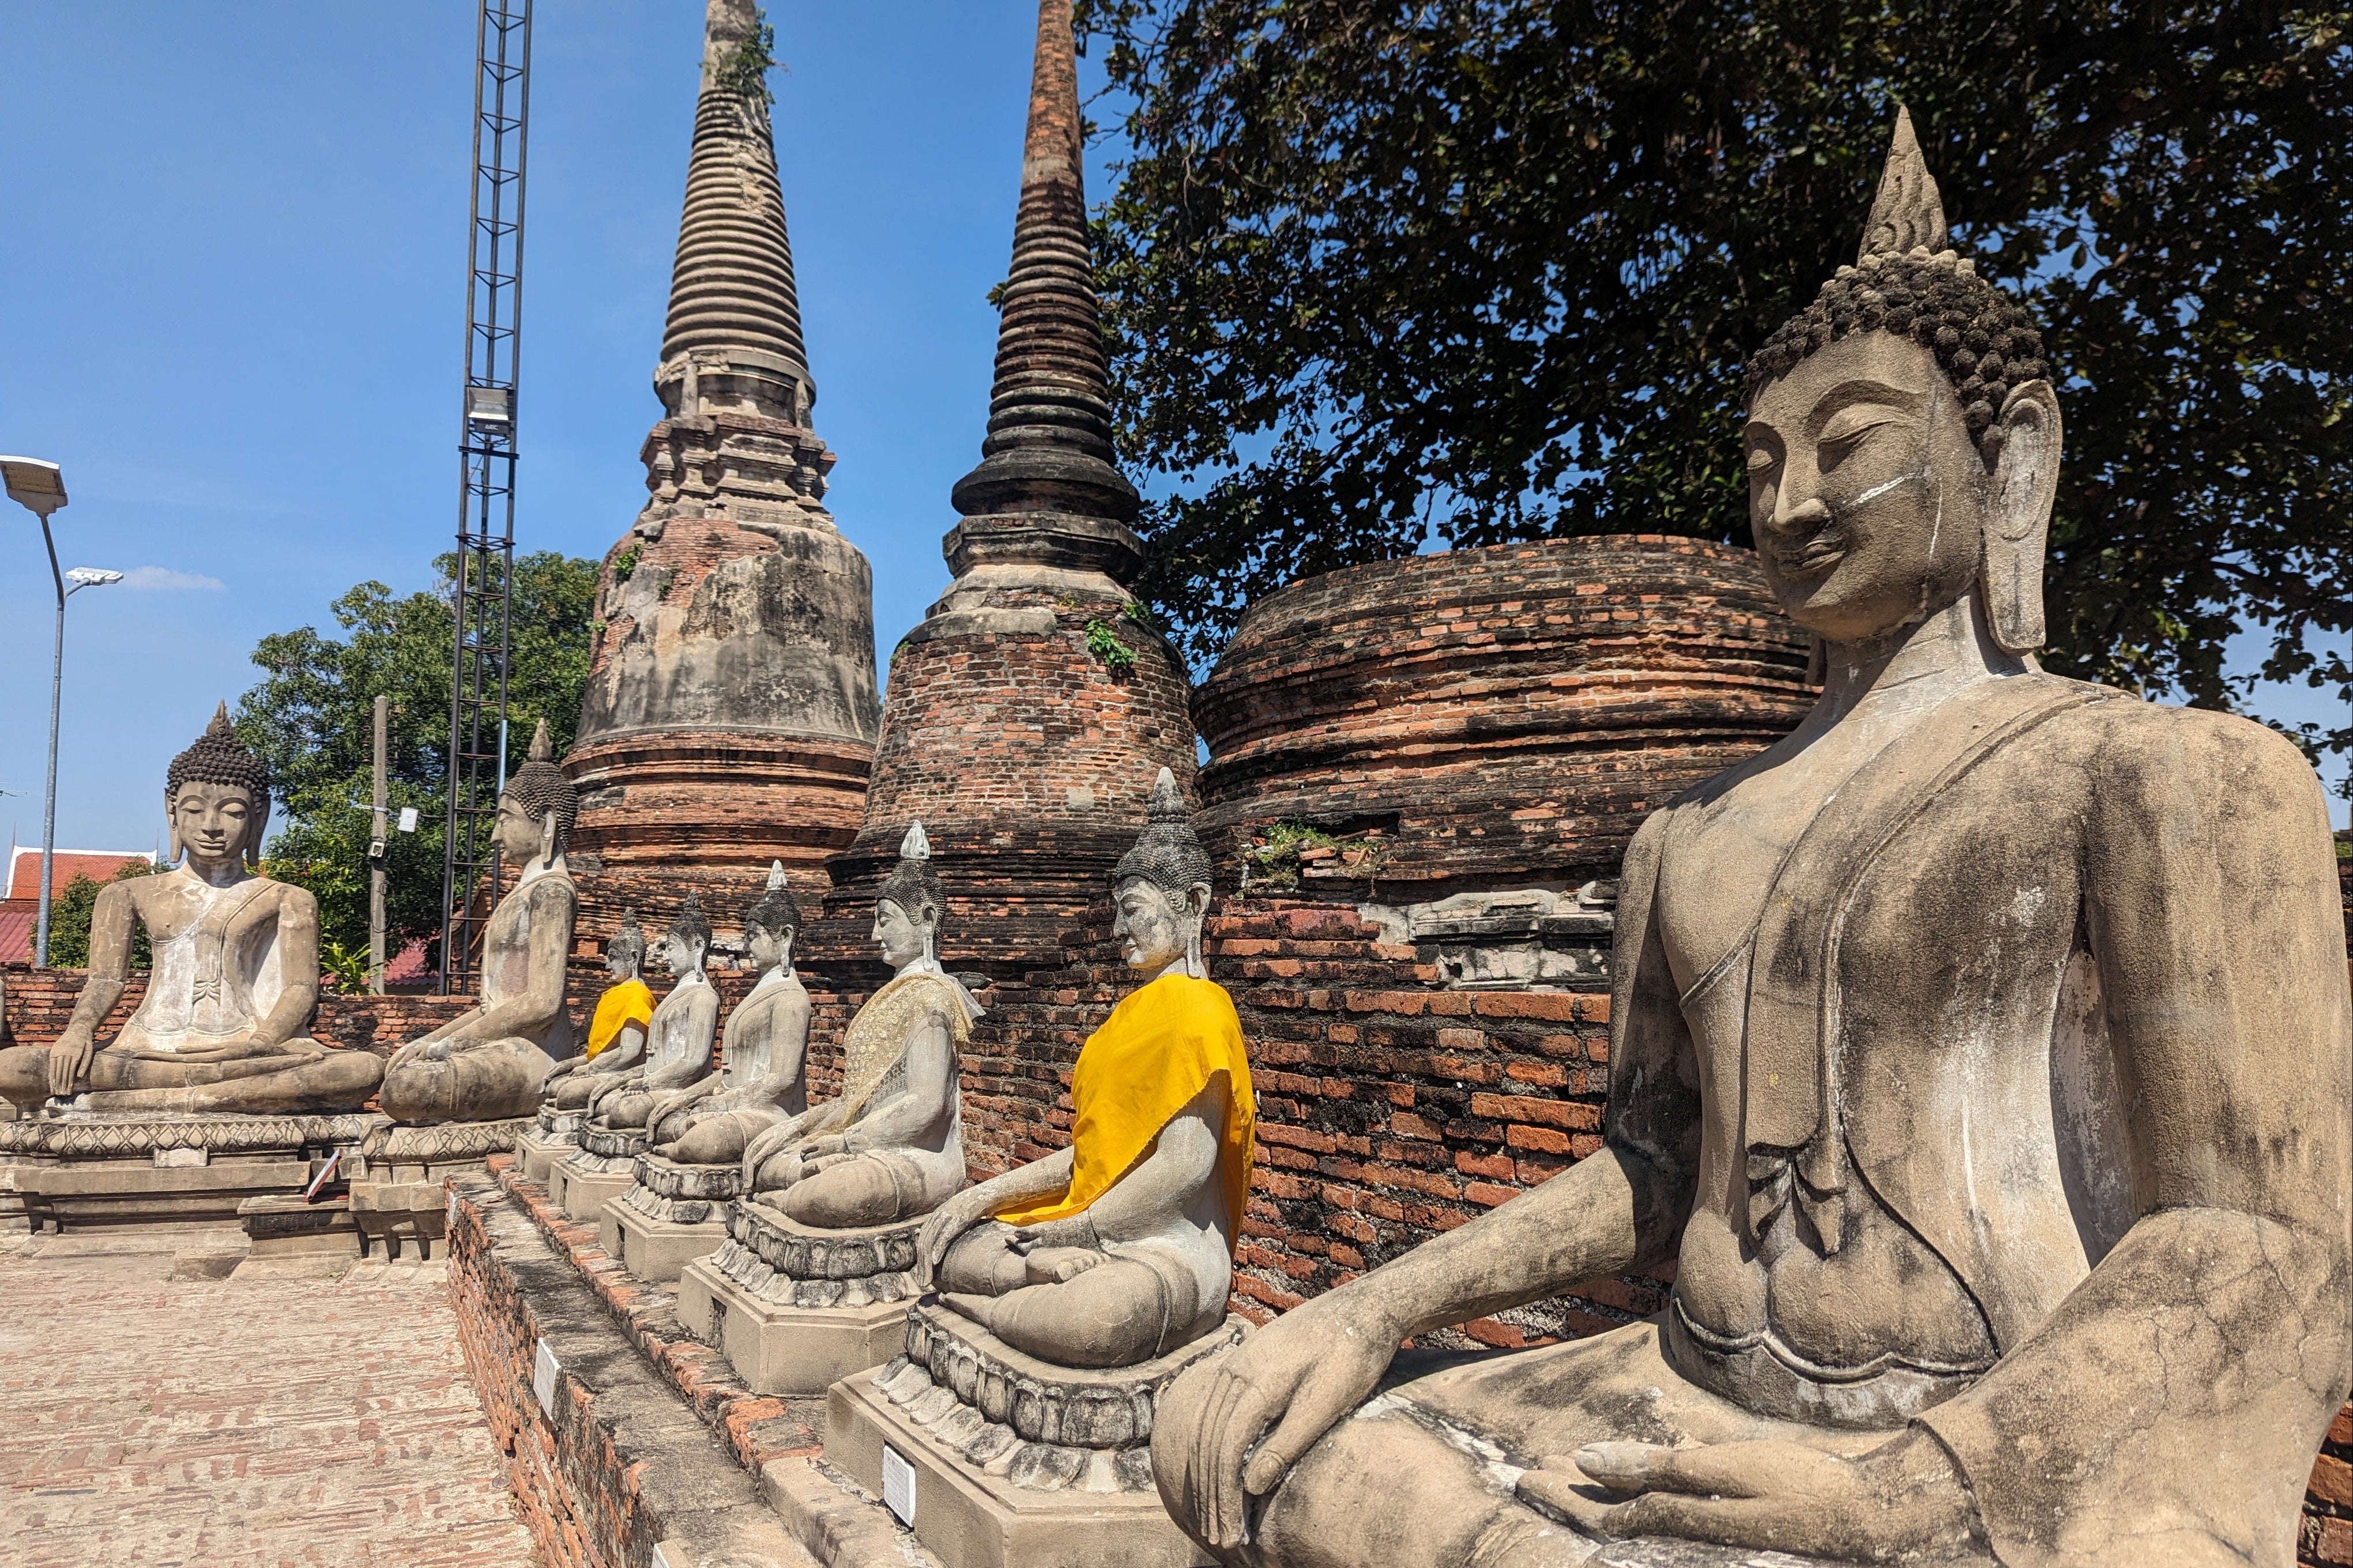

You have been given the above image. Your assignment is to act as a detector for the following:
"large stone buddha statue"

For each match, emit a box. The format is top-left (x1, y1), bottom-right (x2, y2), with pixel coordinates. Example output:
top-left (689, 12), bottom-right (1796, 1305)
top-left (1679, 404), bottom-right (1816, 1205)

top-left (914, 767), bottom-right (1258, 1369)
top-left (0, 705), bottom-right (381, 1116)
top-left (379, 722), bottom-right (581, 1124)
top-left (645, 863), bottom-right (811, 1166)
top-left (542, 911), bottom-right (656, 1114)
top-left (1154, 110), bottom-right (2352, 1568)
top-left (740, 823), bottom-right (977, 1228)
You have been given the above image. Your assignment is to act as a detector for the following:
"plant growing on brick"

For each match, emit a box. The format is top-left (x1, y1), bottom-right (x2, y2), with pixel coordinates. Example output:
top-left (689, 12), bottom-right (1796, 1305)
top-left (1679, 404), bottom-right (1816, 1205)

top-left (1085, 617), bottom-right (1140, 674)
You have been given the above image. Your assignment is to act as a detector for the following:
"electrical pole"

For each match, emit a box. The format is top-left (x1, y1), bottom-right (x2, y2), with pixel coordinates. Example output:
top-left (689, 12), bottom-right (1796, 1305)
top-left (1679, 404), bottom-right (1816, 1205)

top-left (370, 694), bottom-right (389, 996)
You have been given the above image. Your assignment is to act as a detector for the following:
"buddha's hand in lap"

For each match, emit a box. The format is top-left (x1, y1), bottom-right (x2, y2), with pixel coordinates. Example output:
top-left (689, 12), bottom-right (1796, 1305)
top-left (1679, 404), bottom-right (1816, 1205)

top-left (1160, 1291), bottom-right (1400, 1552)
top-left (1021, 1246), bottom-right (1106, 1286)
top-left (916, 1190), bottom-right (996, 1286)
top-left (1518, 1430), bottom-right (1981, 1561)
top-left (47, 1036), bottom-right (96, 1097)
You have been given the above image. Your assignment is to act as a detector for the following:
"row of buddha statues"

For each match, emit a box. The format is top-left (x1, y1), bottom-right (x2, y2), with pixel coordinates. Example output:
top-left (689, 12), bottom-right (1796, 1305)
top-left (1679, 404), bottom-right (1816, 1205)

top-left (2, 114), bottom-right (2346, 1568)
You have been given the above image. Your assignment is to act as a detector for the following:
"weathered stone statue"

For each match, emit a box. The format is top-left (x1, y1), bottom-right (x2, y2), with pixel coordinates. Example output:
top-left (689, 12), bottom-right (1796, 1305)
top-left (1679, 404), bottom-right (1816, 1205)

top-left (0, 705), bottom-right (380, 1116)
top-left (1153, 110), bottom-right (2353, 1568)
top-left (543, 911), bottom-right (654, 1113)
top-left (740, 823), bottom-right (976, 1228)
top-left (914, 767), bottom-right (1258, 1369)
top-left (585, 894), bottom-right (721, 1133)
top-left (380, 722), bottom-right (580, 1124)
top-left (646, 864), bottom-right (811, 1165)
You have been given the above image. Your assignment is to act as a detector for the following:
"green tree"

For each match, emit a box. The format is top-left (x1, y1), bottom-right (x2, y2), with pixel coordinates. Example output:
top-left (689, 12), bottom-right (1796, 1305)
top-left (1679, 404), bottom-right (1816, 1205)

top-left (235, 551), bottom-right (600, 962)
top-left (1081, 1), bottom-right (2352, 777)
top-left (42, 859), bottom-right (157, 970)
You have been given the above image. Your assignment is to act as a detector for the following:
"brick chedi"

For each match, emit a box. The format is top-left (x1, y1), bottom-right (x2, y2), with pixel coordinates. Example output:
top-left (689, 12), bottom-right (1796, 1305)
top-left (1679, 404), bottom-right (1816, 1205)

top-left (1189, 536), bottom-right (1814, 1339)
top-left (564, 0), bottom-right (880, 956)
top-left (813, 0), bottom-right (1196, 991)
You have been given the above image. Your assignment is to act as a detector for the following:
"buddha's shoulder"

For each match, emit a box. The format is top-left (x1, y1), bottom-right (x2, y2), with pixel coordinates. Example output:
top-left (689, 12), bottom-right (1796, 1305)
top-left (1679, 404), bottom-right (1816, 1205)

top-left (2017, 679), bottom-right (2325, 815)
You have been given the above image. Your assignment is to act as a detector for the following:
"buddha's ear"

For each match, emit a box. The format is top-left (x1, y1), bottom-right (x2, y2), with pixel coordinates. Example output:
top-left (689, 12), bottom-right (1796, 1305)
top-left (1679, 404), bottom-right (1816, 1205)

top-left (1186, 881), bottom-right (1213, 924)
top-left (540, 809), bottom-right (559, 866)
top-left (1983, 379), bottom-right (2061, 655)
top-left (165, 789), bottom-right (182, 865)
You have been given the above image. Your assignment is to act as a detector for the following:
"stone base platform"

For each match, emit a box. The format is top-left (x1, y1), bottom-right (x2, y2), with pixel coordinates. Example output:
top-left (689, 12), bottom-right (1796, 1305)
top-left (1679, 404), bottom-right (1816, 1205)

top-left (239, 1192), bottom-right (359, 1257)
top-left (825, 1296), bottom-right (1245, 1568)
top-left (680, 1204), bottom-right (928, 1396)
top-left (603, 1153), bottom-right (746, 1281)
top-left (349, 1115), bottom-right (533, 1260)
top-left (554, 1120), bottom-right (646, 1222)
top-left (0, 1111), bottom-right (382, 1232)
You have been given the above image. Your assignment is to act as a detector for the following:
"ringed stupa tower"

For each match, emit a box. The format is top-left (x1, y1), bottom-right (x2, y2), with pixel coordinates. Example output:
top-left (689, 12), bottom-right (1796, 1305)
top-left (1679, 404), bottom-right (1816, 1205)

top-left (566, 0), bottom-right (879, 940)
top-left (819, 0), bottom-right (1197, 982)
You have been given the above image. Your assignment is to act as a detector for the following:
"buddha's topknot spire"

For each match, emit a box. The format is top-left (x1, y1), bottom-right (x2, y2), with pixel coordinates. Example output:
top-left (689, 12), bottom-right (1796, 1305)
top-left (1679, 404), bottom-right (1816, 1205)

top-left (948, 0), bottom-right (1139, 524)
top-left (1858, 105), bottom-right (1949, 265)
top-left (661, 0), bottom-right (809, 384)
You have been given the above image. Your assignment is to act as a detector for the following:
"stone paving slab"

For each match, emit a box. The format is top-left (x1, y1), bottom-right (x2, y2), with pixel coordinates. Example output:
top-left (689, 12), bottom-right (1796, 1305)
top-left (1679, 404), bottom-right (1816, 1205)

top-left (0, 1226), bottom-right (537, 1567)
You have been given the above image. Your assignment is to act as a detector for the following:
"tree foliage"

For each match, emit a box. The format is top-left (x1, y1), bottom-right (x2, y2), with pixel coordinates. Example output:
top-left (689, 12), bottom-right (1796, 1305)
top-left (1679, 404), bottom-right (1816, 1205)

top-left (1081, 0), bottom-right (2352, 771)
top-left (234, 551), bottom-right (599, 961)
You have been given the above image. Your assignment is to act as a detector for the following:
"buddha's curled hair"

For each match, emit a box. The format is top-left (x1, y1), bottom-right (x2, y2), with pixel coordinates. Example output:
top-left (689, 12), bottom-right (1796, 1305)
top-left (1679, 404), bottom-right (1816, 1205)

top-left (1114, 767), bottom-right (1211, 903)
top-left (168, 703), bottom-right (272, 818)
top-left (503, 719), bottom-right (579, 849)
top-left (608, 909), bottom-right (647, 966)
top-left (746, 860), bottom-right (802, 940)
top-left (1744, 107), bottom-right (2049, 463)
top-left (878, 821), bottom-right (945, 926)
top-left (669, 891), bottom-right (712, 955)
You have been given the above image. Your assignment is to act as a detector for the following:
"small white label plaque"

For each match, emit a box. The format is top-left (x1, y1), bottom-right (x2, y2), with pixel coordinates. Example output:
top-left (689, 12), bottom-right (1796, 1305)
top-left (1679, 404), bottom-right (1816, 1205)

top-left (533, 1339), bottom-right (560, 1419)
top-left (881, 1443), bottom-right (916, 1525)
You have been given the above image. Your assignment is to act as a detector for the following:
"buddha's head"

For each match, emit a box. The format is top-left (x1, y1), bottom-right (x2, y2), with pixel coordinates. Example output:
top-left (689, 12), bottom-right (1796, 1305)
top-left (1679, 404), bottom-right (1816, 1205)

top-left (661, 892), bottom-right (711, 979)
top-left (744, 860), bottom-right (801, 973)
top-left (495, 719), bottom-right (579, 869)
top-left (875, 821), bottom-right (944, 972)
top-left (606, 910), bottom-right (647, 981)
top-left (1112, 768), bottom-right (1212, 979)
top-left (166, 703), bottom-right (272, 872)
top-left (1742, 107), bottom-right (2061, 655)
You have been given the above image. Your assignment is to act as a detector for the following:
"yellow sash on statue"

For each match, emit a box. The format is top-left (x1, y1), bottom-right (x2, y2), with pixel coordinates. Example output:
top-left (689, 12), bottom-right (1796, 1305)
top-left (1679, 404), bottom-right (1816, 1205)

top-left (995, 972), bottom-right (1256, 1252)
top-left (585, 978), bottom-right (654, 1058)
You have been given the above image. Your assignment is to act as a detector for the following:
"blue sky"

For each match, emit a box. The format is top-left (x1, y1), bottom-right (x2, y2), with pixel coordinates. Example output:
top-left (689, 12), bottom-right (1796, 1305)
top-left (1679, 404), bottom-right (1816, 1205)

top-left (1, 2), bottom-right (2344, 859)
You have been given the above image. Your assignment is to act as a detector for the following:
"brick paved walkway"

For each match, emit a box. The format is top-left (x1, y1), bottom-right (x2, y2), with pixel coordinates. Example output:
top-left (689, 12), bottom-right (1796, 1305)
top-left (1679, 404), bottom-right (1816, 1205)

top-left (0, 1228), bottom-right (536, 1567)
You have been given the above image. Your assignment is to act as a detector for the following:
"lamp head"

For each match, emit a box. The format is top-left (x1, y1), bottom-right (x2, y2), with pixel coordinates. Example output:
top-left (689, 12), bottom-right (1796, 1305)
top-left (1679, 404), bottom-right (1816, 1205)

top-left (66, 567), bottom-right (122, 591)
top-left (1, 457), bottom-right (67, 521)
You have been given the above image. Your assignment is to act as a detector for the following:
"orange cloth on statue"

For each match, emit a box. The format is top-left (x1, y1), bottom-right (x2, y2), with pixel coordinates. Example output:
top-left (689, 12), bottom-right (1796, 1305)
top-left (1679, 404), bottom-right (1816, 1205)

top-left (993, 971), bottom-right (1256, 1252)
top-left (585, 978), bottom-right (654, 1058)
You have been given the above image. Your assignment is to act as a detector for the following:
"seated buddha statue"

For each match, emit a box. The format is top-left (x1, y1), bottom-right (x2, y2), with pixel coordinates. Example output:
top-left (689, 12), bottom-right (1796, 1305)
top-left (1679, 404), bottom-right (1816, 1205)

top-left (0, 705), bottom-right (381, 1115)
top-left (740, 823), bottom-right (977, 1228)
top-left (541, 911), bottom-right (655, 1113)
top-left (914, 768), bottom-right (1257, 1370)
top-left (379, 722), bottom-right (581, 1124)
top-left (645, 863), bottom-right (811, 1166)
top-left (1154, 110), bottom-right (2352, 1568)
top-left (586, 894), bottom-right (720, 1133)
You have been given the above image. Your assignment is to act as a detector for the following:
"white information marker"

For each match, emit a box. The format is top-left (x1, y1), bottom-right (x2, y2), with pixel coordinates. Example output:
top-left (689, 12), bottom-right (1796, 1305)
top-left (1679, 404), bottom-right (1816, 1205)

top-left (881, 1443), bottom-right (916, 1525)
top-left (533, 1339), bottom-right (561, 1419)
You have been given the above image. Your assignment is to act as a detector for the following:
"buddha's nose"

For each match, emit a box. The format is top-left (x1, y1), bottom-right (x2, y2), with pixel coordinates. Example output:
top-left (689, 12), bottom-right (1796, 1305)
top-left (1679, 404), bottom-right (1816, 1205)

top-left (1768, 493), bottom-right (1831, 538)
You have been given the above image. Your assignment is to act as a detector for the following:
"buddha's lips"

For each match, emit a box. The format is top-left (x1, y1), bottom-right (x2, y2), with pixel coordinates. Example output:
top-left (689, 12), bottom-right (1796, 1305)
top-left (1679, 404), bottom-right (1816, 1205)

top-left (1774, 533), bottom-right (1846, 575)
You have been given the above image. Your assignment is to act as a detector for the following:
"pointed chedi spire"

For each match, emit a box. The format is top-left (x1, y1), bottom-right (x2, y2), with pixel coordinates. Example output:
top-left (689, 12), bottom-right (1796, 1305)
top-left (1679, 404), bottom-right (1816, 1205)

top-left (662, 0), bottom-right (811, 414)
top-left (563, 0), bottom-right (880, 933)
top-left (949, 0), bottom-right (1141, 532)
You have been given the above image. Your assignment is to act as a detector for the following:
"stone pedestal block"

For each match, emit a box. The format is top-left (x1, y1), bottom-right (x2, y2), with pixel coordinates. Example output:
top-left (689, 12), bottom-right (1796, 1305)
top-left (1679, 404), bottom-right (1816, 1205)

top-left (349, 1179), bottom-right (450, 1261)
top-left (607, 1200), bottom-right (729, 1284)
top-left (685, 1256), bottom-right (910, 1396)
top-left (555, 1155), bottom-right (635, 1224)
top-left (516, 1126), bottom-right (575, 1186)
top-left (603, 1152), bottom-right (746, 1281)
top-left (825, 1298), bottom-right (1243, 1568)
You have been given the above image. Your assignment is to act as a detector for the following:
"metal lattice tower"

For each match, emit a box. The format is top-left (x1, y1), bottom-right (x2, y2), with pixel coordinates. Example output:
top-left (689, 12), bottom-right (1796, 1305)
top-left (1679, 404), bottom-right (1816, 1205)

top-left (441, 0), bottom-right (533, 993)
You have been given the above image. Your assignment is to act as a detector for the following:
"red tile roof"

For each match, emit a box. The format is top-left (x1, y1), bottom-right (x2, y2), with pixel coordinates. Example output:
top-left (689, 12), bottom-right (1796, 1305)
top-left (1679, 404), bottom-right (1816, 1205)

top-left (0, 902), bottom-right (32, 965)
top-left (6, 849), bottom-right (156, 901)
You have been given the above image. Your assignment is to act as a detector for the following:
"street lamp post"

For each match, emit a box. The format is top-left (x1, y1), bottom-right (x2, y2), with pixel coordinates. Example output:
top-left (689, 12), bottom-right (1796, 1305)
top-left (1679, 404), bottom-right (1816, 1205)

top-left (3, 457), bottom-right (123, 967)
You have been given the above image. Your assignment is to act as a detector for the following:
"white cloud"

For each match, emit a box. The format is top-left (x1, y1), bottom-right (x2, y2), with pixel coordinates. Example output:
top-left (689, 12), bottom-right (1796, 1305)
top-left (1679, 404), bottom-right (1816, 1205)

top-left (123, 566), bottom-right (225, 591)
